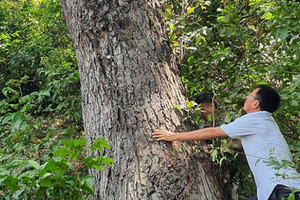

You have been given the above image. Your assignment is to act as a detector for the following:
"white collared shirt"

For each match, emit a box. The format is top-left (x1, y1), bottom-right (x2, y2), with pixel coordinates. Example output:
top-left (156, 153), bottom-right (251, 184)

top-left (221, 111), bottom-right (300, 200)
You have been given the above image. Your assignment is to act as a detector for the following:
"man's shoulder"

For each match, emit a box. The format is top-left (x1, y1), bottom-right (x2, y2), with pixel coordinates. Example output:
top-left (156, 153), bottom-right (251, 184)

top-left (239, 111), bottom-right (272, 119)
top-left (225, 111), bottom-right (267, 125)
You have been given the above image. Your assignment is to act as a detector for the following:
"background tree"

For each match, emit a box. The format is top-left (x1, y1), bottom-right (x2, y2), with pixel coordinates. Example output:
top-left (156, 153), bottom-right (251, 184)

top-left (60, 0), bottom-right (230, 199)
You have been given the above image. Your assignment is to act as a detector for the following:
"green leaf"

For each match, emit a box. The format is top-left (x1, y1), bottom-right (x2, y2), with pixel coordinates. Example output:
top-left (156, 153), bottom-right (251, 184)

top-left (41, 90), bottom-right (50, 96)
top-left (100, 157), bottom-right (115, 166)
top-left (13, 189), bottom-right (25, 199)
top-left (1, 113), bottom-right (13, 124)
top-left (165, 8), bottom-right (171, 16)
top-left (255, 158), bottom-right (262, 166)
top-left (54, 148), bottom-right (71, 158)
top-left (211, 149), bottom-right (217, 162)
top-left (80, 176), bottom-right (95, 196)
top-left (160, 11), bottom-right (171, 19)
top-left (224, 113), bottom-right (232, 123)
top-left (61, 138), bottom-right (86, 149)
top-left (73, 138), bottom-right (87, 146)
top-left (262, 12), bottom-right (273, 20)
top-left (186, 101), bottom-right (194, 109)
top-left (196, 36), bottom-right (206, 44)
top-left (5, 175), bottom-right (19, 192)
top-left (217, 15), bottom-right (229, 23)
top-left (173, 104), bottom-right (182, 111)
top-left (38, 158), bottom-right (68, 177)
top-left (40, 173), bottom-right (54, 187)
top-left (2, 87), bottom-right (19, 98)
top-left (82, 156), bottom-right (94, 169)
top-left (28, 160), bottom-right (40, 169)
top-left (275, 28), bottom-right (289, 41)
top-left (93, 165), bottom-right (104, 171)
top-left (91, 138), bottom-right (110, 151)
top-left (12, 113), bottom-right (25, 131)
top-left (290, 100), bottom-right (298, 107)
top-left (60, 139), bottom-right (73, 148)
top-left (187, 7), bottom-right (195, 14)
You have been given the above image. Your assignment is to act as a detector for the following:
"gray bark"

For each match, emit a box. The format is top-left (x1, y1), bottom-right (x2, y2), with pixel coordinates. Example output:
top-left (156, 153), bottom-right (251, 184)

top-left (60, 0), bottom-right (231, 199)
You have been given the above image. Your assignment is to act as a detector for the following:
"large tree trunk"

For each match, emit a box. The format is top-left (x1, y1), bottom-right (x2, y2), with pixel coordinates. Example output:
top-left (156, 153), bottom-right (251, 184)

top-left (60, 1), bottom-right (231, 199)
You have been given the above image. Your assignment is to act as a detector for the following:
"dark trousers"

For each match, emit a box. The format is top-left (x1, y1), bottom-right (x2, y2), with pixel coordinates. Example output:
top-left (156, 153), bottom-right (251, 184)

top-left (268, 184), bottom-right (300, 200)
top-left (244, 184), bottom-right (300, 200)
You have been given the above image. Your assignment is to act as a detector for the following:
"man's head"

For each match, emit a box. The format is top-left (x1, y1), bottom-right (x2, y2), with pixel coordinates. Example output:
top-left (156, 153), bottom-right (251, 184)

top-left (195, 93), bottom-right (213, 105)
top-left (195, 93), bottom-right (215, 118)
top-left (243, 85), bottom-right (280, 113)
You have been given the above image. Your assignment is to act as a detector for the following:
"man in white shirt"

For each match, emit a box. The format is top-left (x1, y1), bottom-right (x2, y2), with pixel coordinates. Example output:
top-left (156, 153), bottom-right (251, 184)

top-left (152, 85), bottom-right (300, 200)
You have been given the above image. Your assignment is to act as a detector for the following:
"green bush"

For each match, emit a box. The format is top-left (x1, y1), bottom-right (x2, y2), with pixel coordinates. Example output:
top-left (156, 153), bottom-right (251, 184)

top-left (0, 0), bottom-right (114, 199)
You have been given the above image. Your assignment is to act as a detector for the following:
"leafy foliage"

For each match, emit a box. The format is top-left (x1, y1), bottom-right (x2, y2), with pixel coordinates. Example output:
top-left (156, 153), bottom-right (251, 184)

top-left (0, 137), bottom-right (113, 200)
top-left (0, 0), bottom-right (113, 199)
top-left (163, 0), bottom-right (300, 198)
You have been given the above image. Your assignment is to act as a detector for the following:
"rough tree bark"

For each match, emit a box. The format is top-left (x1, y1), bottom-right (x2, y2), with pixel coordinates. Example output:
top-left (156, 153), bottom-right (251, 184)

top-left (60, 0), bottom-right (231, 199)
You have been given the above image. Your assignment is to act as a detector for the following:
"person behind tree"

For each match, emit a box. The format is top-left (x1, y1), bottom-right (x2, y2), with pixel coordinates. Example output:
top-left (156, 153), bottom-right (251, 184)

top-left (195, 92), bottom-right (216, 120)
top-left (152, 85), bottom-right (300, 200)
top-left (195, 92), bottom-right (249, 198)
top-left (195, 92), bottom-right (242, 149)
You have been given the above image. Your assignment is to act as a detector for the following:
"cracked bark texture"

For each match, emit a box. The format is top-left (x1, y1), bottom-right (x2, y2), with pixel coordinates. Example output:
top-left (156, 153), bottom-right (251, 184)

top-left (60, 0), bottom-right (231, 199)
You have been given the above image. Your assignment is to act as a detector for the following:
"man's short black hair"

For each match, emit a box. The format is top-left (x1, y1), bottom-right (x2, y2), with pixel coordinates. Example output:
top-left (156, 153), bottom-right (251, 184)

top-left (255, 85), bottom-right (280, 113)
top-left (195, 93), bottom-right (213, 104)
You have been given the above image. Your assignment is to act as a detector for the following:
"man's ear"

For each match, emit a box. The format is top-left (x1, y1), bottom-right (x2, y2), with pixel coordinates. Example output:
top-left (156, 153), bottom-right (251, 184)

top-left (253, 100), bottom-right (260, 109)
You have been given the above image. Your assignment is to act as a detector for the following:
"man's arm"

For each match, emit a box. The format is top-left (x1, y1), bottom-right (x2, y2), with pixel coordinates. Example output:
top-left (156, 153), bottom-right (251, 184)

top-left (152, 127), bottom-right (228, 141)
